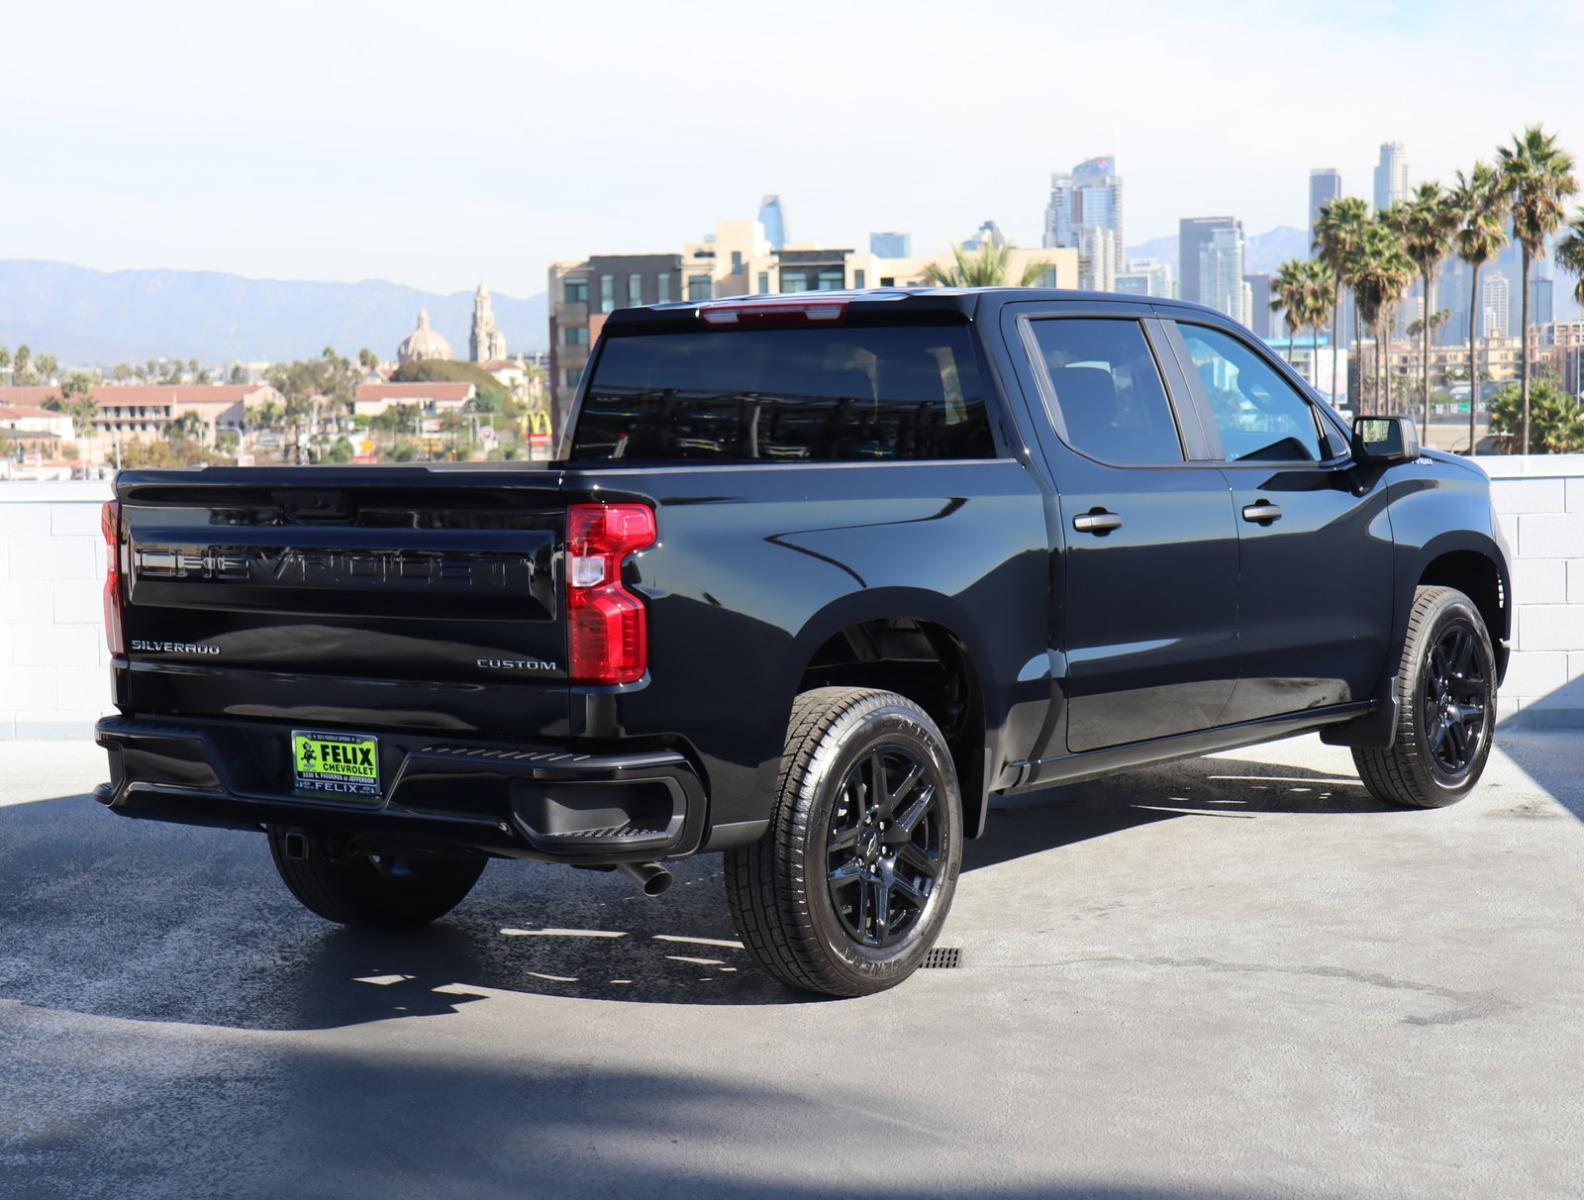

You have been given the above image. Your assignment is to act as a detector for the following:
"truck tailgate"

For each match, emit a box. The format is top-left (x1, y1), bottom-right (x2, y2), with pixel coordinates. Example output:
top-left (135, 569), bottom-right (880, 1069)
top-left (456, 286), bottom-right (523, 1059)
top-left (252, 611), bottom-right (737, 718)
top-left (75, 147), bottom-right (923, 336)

top-left (113, 468), bottom-right (577, 739)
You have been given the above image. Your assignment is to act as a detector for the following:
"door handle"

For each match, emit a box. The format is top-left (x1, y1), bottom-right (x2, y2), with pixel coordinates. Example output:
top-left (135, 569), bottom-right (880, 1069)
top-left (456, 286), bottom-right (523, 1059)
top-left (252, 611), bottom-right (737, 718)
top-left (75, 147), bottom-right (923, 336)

top-left (1073, 509), bottom-right (1123, 535)
top-left (1242, 501), bottom-right (1283, 524)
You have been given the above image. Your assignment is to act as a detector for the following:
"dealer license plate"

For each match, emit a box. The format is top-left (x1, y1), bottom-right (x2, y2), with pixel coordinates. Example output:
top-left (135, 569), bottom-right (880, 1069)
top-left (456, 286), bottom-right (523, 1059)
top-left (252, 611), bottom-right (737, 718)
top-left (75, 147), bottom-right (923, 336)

top-left (292, 730), bottom-right (381, 799)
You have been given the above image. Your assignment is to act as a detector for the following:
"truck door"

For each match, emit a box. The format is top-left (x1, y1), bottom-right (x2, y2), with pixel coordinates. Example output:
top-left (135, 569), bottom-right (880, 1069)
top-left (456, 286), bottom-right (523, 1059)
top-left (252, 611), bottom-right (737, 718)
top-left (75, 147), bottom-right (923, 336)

top-left (999, 303), bottom-right (1240, 753)
top-left (1161, 318), bottom-right (1395, 722)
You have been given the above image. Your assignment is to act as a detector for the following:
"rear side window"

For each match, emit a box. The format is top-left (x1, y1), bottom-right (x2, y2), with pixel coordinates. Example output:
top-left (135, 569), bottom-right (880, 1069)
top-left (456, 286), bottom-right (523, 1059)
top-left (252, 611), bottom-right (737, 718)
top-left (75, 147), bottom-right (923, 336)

top-left (569, 325), bottom-right (996, 462)
top-left (1027, 318), bottom-right (1182, 464)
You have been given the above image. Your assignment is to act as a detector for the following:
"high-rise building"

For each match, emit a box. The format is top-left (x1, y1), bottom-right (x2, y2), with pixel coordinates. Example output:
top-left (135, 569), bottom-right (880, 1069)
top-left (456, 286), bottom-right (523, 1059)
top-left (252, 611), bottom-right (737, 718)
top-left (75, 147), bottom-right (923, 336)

top-left (1372, 142), bottom-right (1409, 213)
top-left (1531, 276), bottom-right (1555, 327)
top-left (1043, 156), bottom-right (1124, 292)
top-left (757, 195), bottom-right (787, 250)
top-left (1115, 258), bottom-right (1174, 299)
top-left (1199, 223), bottom-right (1249, 325)
top-left (1482, 272), bottom-right (1511, 338)
top-left (1309, 168), bottom-right (1341, 245)
top-left (869, 231), bottom-right (911, 258)
top-left (1179, 216), bottom-right (1239, 306)
top-left (962, 219), bottom-right (1005, 251)
top-left (468, 283), bottom-right (507, 363)
top-left (1244, 272), bottom-right (1273, 338)
top-left (1077, 225), bottom-right (1118, 292)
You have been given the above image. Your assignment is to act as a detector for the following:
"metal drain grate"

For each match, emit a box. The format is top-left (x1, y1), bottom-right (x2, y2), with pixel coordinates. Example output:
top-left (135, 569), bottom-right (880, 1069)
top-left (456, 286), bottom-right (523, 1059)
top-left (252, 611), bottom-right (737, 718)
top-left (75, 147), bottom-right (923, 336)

top-left (921, 947), bottom-right (962, 969)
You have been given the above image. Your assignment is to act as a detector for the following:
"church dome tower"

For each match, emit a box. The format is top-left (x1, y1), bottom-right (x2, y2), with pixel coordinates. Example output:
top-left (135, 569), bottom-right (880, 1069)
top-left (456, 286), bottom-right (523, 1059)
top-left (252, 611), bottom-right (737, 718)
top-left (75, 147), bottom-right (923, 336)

top-left (397, 309), bottom-right (452, 364)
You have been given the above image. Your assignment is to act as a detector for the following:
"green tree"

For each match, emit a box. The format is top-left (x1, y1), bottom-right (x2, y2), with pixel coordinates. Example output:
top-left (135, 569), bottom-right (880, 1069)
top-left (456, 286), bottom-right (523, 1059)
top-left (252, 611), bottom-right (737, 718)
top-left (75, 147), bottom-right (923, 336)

top-left (13, 345), bottom-right (32, 384)
top-left (924, 242), bottom-right (1050, 288)
top-left (1394, 182), bottom-right (1459, 432)
top-left (55, 373), bottom-right (99, 438)
top-left (163, 410), bottom-right (206, 443)
top-left (112, 362), bottom-right (133, 382)
top-left (1451, 161), bottom-right (1510, 453)
top-left (1488, 378), bottom-right (1584, 452)
top-left (1553, 210), bottom-right (1584, 405)
top-left (1270, 259), bottom-right (1310, 361)
top-left (227, 363), bottom-right (246, 385)
top-left (264, 348), bottom-right (360, 463)
top-left (1498, 124), bottom-right (1578, 453)
top-left (358, 347), bottom-right (379, 373)
top-left (1349, 216), bottom-right (1414, 412)
top-left (389, 357), bottom-right (509, 410)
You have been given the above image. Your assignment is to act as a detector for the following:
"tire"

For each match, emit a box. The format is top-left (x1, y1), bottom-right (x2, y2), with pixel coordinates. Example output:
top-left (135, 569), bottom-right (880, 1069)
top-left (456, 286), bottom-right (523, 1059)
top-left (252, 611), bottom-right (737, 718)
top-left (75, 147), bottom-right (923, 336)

top-left (267, 827), bottom-right (487, 929)
top-left (1352, 585), bottom-right (1497, 809)
top-left (725, 687), bottom-right (963, 997)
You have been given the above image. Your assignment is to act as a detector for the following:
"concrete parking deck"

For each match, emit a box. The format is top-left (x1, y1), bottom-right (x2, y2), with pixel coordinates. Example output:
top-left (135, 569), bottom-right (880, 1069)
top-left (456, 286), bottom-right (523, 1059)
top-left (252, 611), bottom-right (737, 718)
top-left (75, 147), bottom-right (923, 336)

top-left (2, 731), bottom-right (1581, 1199)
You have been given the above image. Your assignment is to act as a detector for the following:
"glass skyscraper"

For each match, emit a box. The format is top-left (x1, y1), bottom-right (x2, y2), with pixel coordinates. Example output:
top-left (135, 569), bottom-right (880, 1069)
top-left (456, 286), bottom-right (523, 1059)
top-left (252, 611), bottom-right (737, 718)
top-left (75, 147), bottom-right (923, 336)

top-left (758, 195), bottom-right (787, 251)
top-left (1043, 156), bottom-right (1124, 291)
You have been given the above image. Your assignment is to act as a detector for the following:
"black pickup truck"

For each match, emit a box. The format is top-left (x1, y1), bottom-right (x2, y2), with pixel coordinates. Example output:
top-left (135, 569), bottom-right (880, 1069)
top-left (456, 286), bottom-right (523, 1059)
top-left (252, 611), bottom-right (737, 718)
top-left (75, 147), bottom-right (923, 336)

top-left (96, 288), bottom-right (1511, 996)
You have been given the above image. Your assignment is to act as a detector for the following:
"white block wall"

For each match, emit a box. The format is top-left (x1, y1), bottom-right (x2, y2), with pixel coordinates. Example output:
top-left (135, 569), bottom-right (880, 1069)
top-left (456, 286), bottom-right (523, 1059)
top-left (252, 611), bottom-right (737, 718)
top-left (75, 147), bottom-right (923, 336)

top-left (1483, 454), bottom-right (1584, 727)
top-left (2, 461), bottom-right (1581, 739)
top-left (0, 482), bottom-right (114, 739)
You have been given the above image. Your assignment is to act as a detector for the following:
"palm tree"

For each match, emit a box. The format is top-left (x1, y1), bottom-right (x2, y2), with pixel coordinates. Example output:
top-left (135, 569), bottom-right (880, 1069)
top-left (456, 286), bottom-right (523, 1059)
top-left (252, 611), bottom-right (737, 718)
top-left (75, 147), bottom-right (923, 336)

top-left (1313, 196), bottom-right (1370, 409)
top-left (1451, 162), bottom-right (1509, 454)
top-left (1394, 183), bottom-right (1459, 434)
top-left (925, 242), bottom-right (1050, 288)
top-left (1350, 217), bottom-right (1414, 412)
top-left (1301, 259), bottom-right (1336, 391)
top-left (1497, 125), bottom-right (1578, 452)
top-left (1270, 260), bottom-right (1310, 361)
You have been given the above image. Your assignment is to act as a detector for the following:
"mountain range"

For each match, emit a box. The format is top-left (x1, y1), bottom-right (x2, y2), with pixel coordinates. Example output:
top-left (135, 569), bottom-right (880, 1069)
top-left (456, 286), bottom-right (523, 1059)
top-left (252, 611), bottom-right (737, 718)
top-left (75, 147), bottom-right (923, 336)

top-left (0, 260), bottom-right (548, 366)
top-left (0, 229), bottom-right (1324, 367)
top-left (1125, 225), bottom-right (1311, 276)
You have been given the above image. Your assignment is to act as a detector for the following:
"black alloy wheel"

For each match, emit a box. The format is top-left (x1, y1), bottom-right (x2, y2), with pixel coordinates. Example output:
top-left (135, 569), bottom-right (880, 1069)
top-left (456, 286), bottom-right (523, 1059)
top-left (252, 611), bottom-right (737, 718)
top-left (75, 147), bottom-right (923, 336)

top-left (825, 745), bottom-right (943, 949)
top-left (1353, 585), bottom-right (1498, 809)
top-left (1421, 618), bottom-right (1489, 781)
top-left (725, 687), bottom-right (963, 997)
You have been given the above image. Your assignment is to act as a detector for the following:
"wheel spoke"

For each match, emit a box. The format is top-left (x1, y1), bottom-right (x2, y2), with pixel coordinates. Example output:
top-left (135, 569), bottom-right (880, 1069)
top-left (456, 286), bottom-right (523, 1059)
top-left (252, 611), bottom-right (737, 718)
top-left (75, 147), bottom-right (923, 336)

top-left (828, 858), bottom-right (865, 887)
top-left (828, 825), bottom-right (860, 854)
top-left (881, 761), bottom-right (924, 817)
top-left (889, 784), bottom-right (936, 839)
top-left (896, 841), bottom-right (940, 880)
top-left (1429, 717), bottom-right (1452, 753)
top-left (884, 864), bottom-right (928, 910)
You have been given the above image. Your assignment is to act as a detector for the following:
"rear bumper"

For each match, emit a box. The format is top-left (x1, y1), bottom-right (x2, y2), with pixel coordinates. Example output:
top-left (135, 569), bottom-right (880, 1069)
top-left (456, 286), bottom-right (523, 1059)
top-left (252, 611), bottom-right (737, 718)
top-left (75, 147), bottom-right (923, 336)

top-left (95, 715), bottom-right (709, 864)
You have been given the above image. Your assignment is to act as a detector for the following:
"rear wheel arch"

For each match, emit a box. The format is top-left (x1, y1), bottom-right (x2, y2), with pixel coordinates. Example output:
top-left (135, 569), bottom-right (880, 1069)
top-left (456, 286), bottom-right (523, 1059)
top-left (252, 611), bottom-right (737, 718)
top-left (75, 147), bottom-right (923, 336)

top-left (793, 606), bottom-right (991, 839)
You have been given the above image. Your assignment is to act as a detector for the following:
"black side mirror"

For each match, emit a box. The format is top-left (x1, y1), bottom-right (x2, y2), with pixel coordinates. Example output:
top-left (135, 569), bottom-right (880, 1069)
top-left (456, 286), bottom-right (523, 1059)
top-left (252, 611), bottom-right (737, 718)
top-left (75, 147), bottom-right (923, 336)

top-left (1351, 415), bottom-right (1421, 464)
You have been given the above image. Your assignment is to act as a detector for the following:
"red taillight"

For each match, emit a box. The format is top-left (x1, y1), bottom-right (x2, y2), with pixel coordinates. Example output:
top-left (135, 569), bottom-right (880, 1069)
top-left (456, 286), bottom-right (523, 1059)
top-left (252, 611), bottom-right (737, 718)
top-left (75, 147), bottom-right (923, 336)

top-left (101, 500), bottom-right (126, 656)
top-left (566, 502), bottom-right (656, 684)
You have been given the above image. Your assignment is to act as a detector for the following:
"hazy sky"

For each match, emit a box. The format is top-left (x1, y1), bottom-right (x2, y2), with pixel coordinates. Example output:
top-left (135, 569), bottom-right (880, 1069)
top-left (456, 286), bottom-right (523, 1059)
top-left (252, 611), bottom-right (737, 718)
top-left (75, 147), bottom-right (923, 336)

top-left (6, 0), bottom-right (1583, 297)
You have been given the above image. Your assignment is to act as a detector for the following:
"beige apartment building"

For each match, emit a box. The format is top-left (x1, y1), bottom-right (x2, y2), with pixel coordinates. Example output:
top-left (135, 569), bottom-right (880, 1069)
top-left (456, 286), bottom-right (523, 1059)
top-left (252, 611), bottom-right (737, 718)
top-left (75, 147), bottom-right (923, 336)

top-left (547, 217), bottom-right (1079, 437)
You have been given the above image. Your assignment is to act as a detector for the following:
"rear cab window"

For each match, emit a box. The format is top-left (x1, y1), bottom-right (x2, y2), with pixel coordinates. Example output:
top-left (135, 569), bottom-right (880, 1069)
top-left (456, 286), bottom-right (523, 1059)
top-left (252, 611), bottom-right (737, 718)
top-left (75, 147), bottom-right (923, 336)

top-left (569, 321), bottom-right (998, 462)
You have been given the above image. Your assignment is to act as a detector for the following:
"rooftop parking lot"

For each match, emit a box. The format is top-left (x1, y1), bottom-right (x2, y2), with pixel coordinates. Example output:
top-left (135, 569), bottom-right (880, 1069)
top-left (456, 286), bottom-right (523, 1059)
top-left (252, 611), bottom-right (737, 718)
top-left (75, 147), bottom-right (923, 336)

top-left (3, 730), bottom-right (1582, 1199)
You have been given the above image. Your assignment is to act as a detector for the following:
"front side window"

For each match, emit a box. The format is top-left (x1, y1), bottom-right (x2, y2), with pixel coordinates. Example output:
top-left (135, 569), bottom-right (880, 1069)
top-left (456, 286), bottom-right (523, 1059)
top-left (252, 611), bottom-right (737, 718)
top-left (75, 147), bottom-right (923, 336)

top-left (1027, 318), bottom-right (1181, 465)
top-left (571, 324), bottom-right (997, 463)
top-left (1175, 324), bottom-right (1330, 462)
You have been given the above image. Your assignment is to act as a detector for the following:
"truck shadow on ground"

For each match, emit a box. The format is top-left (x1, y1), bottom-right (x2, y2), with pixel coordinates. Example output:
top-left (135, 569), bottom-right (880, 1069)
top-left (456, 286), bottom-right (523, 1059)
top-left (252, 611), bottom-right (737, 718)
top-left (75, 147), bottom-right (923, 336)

top-left (0, 753), bottom-right (1436, 1030)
